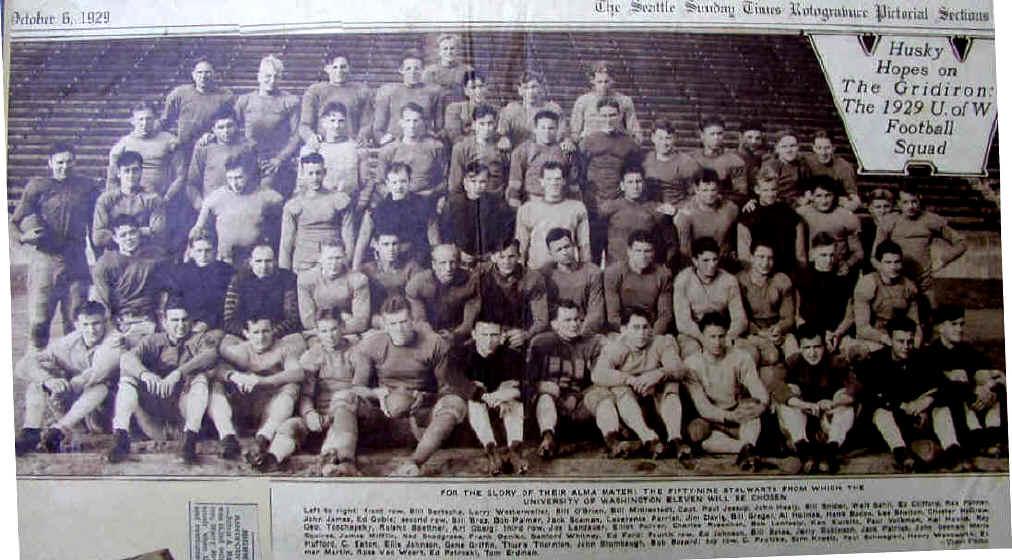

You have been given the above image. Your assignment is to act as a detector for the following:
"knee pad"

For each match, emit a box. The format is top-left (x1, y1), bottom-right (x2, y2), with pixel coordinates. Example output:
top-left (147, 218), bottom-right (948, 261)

top-left (687, 418), bottom-right (713, 443)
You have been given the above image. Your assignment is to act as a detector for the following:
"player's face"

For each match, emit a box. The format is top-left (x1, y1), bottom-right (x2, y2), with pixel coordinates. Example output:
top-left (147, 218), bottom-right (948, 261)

top-left (302, 162), bottom-right (326, 190)
top-left (700, 125), bottom-right (724, 151)
top-left (383, 309), bottom-right (415, 346)
top-left (400, 58), bottom-right (424, 86)
top-left (898, 192), bottom-right (921, 218)
top-left (693, 251), bottom-right (719, 281)
top-left (652, 129), bottom-right (674, 155)
top-left (192, 62), bottom-right (214, 90)
top-left (439, 39), bottom-right (458, 65)
top-left (190, 239), bottom-right (216, 267)
top-left (878, 252), bottom-right (903, 282)
top-left (130, 109), bottom-right (156, 137)
top-left (590, 72), bottom-right (613, 95)
top-left (776, 136), bottom-right (799, 163)
top-left (622, 315), bottom-right (653, 350)
top-left (696, 181), bottom-right (720, 206)
top-left (492, 245), bottom-right (520, 276)
top-left (163, 308), bottom-right (193, 343)
top-left (464, 78), bottom-right (487, 103)
top-left (534, 116), bottom-right (558, 144)
top-left (541, 168), bottom-right (565, 202)
top-left (245, 319), bottom-right (275, 353)
top-left (889, 330), bottom-right (915, 361)
top-left (517, 80), bottom-right (542, 105)
top-left (620, 172), bottom-right (645, 201)
top-left (552, 307), bottom-right (583, 340)
top-left (113, 225), bottom-right (141, 254)
top-left (813, 137), bottom-right (834, 164)
top-left (810, 244), bottom-right (836, 272)
top-left (225, 167), bottom-right (248, 193)
top-left (322, 110), bottom-right (348, 136)
top-left (319, 246), bottom-right (347, 278)
top-left (213, 118), bottom-right (238, 144)
top-left (799, 336), bottom-right (826, 366)
top-left (48, 151), bottom-right (75, 181)
top-left (598, 105), bottom-right (620, 132)
top-left (432, 247), bottom-right (460, 284)
top-left (741, 129), bottom-right (763, 151)
top-left (754, 181), bottom-right (778, 206)
top-left (812, 187), bottom-right (835, 212)
top-left (701, 325), bottom-right (728, 356)
top-left (325, 57), bottom-right (351, 84)
top-left (373, 235), bottom-right (401, 263)
top-left (463, 172), bottom-right (489, 200)
top-left (869, 198), bottom-right (895, 220)
top-left (628, 241), bottom-right (655, 270)
top-left (258, 64), bottom-right (280, 92)
top-left (548, 236), bottom-right (575, 266)
top-left (752, 245), bottom-right (775, 276)
top-left (75, 313), bottom-right (107, 348)
top-left (118, 162), bottom-right (143, 193)
top-left (938, 317), bottom-right (965, 346)
top-left (473, 322), bottom-right (503, 356)
top-left (250, 247), bottom-right (276, 279)
top-left (317, 318), bottom-right (343, 350)
top-left (399, 108), bottom-right (424, 140)
top-left (474, 114), bottom-right (496, 141)
top-left (385, 170), bottom-right (410, 200)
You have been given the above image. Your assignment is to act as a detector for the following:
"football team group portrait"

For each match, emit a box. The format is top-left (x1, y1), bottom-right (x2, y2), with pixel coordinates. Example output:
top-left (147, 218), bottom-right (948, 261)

top-left (5, 30), bottom-right (1008, 478)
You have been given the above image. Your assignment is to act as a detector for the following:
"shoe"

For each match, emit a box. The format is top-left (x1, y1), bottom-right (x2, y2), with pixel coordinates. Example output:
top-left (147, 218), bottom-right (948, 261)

top-left (179, 430), bottom-right (200, 465)
top-left (485, 444), bottom-right (505, 476)
top-left (14, 428), bottom-right (41, 457)
top-left (645, 439), bottom-right (665, 459)
top-left (605, 437), bottom-right (642, 459)
top-left (253, 453), bottom-right (279, 473)
top-left (390, 461), bottom-right (421, 477)
top-left (537, 431), bottom-right (557, 459)
top-left (323, 460), bottom-right (362, 477)
top-left (892, 447), bottom-right (917, 473)
top-left (736, 444), bottom-right (759, 472)
top-left (941, 445), bottom-right (976, 473)
top-left (221, 435), bottom-right (241, 460)
top-left (819, 442), bottom-right (842, 474)
top-left (505, 442), bottom-right (528, 474)
top-left (106, 429), bottom-right (131, 463)
top-left (42, 427), bottom-right (65, 453)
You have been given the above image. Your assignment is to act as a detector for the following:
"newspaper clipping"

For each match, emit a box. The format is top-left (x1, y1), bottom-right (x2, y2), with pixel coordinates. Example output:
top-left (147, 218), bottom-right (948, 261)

top-left (3, 0), bottom-right (1009, 558)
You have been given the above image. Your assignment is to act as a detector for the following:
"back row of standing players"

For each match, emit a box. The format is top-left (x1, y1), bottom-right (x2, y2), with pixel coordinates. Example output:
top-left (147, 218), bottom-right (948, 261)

top-left (11, 34), bottom-right (1006, 475)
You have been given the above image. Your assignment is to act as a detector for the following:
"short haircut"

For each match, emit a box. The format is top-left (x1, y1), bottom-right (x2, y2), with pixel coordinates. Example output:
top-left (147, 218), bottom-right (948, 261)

top-left (473, 316), bottom-right (502, 330)
top-left (463, 162), bottom-right (489, 178)
top-left (750, 237), bottom-right (775, 256)
top-left (898, 183), bottom-right (921, 199)
top-left (552, 298), bottom-right (583, 320)
top-left (810, 232), bottom-right (836, 250)
top-left (300, 152), bottom-right (325, 167)
top-left (380, 294), bottom-right (412, 317)
top-left (692, 237), bottom-right (720, 258)
top-left (385, 161), bottom-right (412, 179)
top-left (130, 100), bottom-right (159, 115)
top-left (691, 167), bottom-right (721, 186)
top-left (188, 228), bottom-right (218, 247)
top-left (653, 119), bottom-right (677, 135)
top-left (698, 311), bottom-right (730, 332)
top-left (620, 162), bottom-right (645, 182)
top-left (163, 295), bottom-right (189, 315)
top-left (245, 313), bottom-right (274, 329)
top-left (74, 300), bottom-right (107, 320)
top-left (807, 176), bottom-right (842, 198)
top-left (874, 240), bottom-right (904, 261)
top-left (698, 115), bottom-right (725, 131)
top-left (437, 33), bottom-right (460, 46)
top-left (260, 54), bottom-right (284, 74)
top-left (373, 227), bottom-right (400, 241)
top-left (596, 97), bottom-right (621, 112)
top-left (620, 305), bottom-right (654, 327)
top-left (472, 103), bottom-right (497, 121)
top-left (326, 53), bottom-right (350, 66)
top-left (321, 101), bottom-right (348, 117)
top-left (774, 130), bottom-right (797, 145)
top-left (589, 60), bottom-right (612, 75)
top-left (545, 227), bottom-right (572, 249)
top-left (400, 48), bottom-right (424, 66)
top-left (431, 243), bottom-right (460, 259)
top-left (626, 229), bottom-right (655, 249)
top-left (462, 69), bottom-right (486, 87)
top-left (795, 323), bottom-right (824, 345)
top-left (115, 150), bottom-right (144, 169)
top-left (540, 160), bottom-right (565, 178)
top-left (400, 102), bottom-right (425, 118)
top-left (812, 129), bottom-right (831, 142)
top-left (935, 304), bottom-right (965, 324)
top-left (315, 308), bottom-right (343, 325)
top-left (210, 106), bottom-right (237, 124)
top-left (740, 119), bottom-right (764, 133)
top-left (867, 188), bottom-right (895, 203)
top-left (886, 316), bottom-right (918, 336)
top-left (517, 71), bottom-right (545, 86)
top-left (224, 153), bottom-right (251, 173)
top-left (493, 237), bottom-right (520, 254)
top-left (533, 110), bottom-right (559, 125)
top-left (192, 56), bottom-right (213, 69)
top-left (250, 239), bottom-right (274, 255)
top-left (319, 239), bottom-right (345, 253)
top-left (49, 142), bottom-right (75, 157)
top-left (754, 165), bottom-right (778, 184)
top-left (110, 214), bottom-right (141, 231)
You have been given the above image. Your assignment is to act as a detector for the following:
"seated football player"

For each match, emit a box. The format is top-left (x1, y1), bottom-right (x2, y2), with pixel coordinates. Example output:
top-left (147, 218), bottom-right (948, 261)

top-left (297, 241), bottom-right (371, 337)
top-left (349, 295), bottom-right (468, 476)
top-left (540, 228), bottom-right (605, 336)
top-left (592, 306), bottom-right (692, 460)
top-left (797, 176), bottom-right (863, 279)
top-left (675, 168), bottom-right (739, 265)
top-left (736, 239), bottom-right (796, 367)
top-left (921, 304), bottom-right (1007, 458)
top-left (106, 299), bottom-right (220, 464)
top-left (448, 104), bottom-right (507, 199)
top-left (93, 150), bottom-right (167, 253)
top-left (793, 232), bottom-right (856, 356)
top-left (437, 162), bottom-right (514, 261)
top-left (15, 301), bottom-right (126, 456)
top-left (774, 324), bottom-right (858, 474)
top-left (222, 243), bottom-right (301, 339)
top-left (737, 165), bottom-right (806, 275)
top-left (673, 237), bottom-right (748, 358)
top-left (406, 244), bottom-right (481, 346)
top-left (506, 109), bottom-right (576, 208)
top-left (209, 314), bottom-right (307, 463)
top-left (516, 161), bottom-right (592, 270)
top-left (527, 300), bottom-right (639, 459)
top-left (353, 162), bottom-right (438, 270)
top-left (255, 310), bottom-right (365, 474)
top-left (598, 163), bottom-right (668, 266)
top-left (360, 230), bottom-right (423, 328)
top-left (476, 238), bottom-right (549, 350)
top-left (684, 312), bottom-right (769, 472)
top-left (603, 230), bottom-right (673, 334)
top-left (443, 70), bottom-right (497, 144)
top-left (449, 319), bottom-right (528, 475)
top-left (858, 317), bottom-right (973, 472)
top-left (167, 230), bottom-right (235, 334)
top-left (91, 215), bottom-right (170, 336)
top-left (279, 152), bottom-right (355, 273)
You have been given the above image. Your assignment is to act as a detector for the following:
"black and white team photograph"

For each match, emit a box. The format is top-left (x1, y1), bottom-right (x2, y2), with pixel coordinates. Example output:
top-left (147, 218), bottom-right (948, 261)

top-left (5, 30), bottom-right (1007, 477)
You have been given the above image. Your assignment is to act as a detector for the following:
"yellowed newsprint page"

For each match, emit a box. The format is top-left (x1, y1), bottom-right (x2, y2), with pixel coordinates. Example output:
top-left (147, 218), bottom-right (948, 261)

top-left (2, 0), bottom-right (1010, 559)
